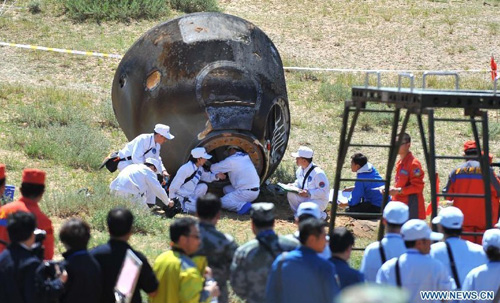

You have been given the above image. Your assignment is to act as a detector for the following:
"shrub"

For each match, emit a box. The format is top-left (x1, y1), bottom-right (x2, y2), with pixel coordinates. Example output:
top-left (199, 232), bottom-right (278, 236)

top-left (268, 161), bottom-right (296, 184)
top-left (10, 86), bottom-right (92, 128)
top-left (98, 100), bottom-right (120, 129)
top-left (318, 81), bottom-right (351, 103)
top-left (14, 101), bottom-right (78, 128)
top-left (28, 1), bottom-right (42, 14)
top-left (170, 0), bottom-right (220, 13)
top-left (61, 0), bottom-right (170, 22)
top-left (12, 123), bottom-right (110, 170)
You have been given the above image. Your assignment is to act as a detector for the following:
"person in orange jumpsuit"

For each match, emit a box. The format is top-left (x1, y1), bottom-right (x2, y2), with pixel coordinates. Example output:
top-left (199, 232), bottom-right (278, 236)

top-left (442, 140), bottom-right (500, 244)
top-left (0, 168), bottom-right (54, 260)
top-left (389, 133), bottom-right (426, 219)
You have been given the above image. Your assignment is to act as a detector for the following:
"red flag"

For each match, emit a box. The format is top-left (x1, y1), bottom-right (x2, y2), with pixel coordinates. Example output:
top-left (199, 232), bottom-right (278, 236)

top-left (491, 55), bottom-right (497, 81)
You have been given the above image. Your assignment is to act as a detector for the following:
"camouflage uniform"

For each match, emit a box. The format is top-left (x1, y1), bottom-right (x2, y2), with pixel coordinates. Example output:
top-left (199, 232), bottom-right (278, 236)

top-left (193, 222), bottom-right (238, 303)
top-left (230, 203), bottom-right (300, 303)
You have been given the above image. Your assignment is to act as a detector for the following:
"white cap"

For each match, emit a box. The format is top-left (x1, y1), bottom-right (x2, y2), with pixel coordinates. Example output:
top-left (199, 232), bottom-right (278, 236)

top-left (483, 229), bottom-right (500, 251)
top-left (145, 158), bottom-right (162, 174)
top-left (383, 202), bottom-right (409, 225)
top-left (154, 124), bottom-right (174, 140)
top-left (401, 219), bottom-right (443, 241)
top-left (191, 147), bottom-right (212, 159)
top-left (291, 146), bottom-right (314, 158)
top-left (431, 206), bottom-right (464, 229)
top-left (296, 202), bottom-right (321, 219)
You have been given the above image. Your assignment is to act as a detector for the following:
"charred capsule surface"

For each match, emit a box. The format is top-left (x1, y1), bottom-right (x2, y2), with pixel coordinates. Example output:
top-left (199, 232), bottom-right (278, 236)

top-left (112, 12), bottom-right (290, 183)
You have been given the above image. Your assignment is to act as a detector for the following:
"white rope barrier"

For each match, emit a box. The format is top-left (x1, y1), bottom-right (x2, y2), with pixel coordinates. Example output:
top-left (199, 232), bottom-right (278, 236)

top-left (0, 41), bottom-right (493, 74)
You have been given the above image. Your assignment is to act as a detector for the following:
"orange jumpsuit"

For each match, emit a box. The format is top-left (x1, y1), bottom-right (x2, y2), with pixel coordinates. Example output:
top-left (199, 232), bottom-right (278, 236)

top-left (392, 152), bottom-right (426, 219)
top-left (443, 160), bottom-right (500, 244)
top-left (0, 197), bottom-right (54, 260)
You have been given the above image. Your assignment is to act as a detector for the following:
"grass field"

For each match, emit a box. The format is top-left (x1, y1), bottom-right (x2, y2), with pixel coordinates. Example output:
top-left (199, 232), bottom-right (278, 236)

top-left (1, 0), bottom-right (500, 301)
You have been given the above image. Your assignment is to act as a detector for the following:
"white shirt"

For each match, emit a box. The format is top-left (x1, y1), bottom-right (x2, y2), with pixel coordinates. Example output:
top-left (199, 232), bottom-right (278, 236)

top-left (376, 249), bottom-right (455, 303)
top-left (210, 152), bottom-right (260, 190)
top-left (293, 162), bottom-right (329, 201)
top-left (110, 164), bottom-right (170, 205)
top-left (118, 133), bottom-right (166, 172)
top-left (360, 233), bottom-right (406, 282)
top-left (169, 161), bottom-right (218, 199)
top-left (461, 262), bottom-right (500, 303)
top-left (430, 237), bottom-right (487, 289)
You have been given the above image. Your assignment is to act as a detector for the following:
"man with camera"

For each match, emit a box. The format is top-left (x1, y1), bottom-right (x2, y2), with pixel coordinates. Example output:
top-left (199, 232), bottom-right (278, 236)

top-left (0, 211), bottom-right (67, 303)
top-left (59, 218), bottom-right (102, 303)
top-left (0, 168), bottom-right (54, 260)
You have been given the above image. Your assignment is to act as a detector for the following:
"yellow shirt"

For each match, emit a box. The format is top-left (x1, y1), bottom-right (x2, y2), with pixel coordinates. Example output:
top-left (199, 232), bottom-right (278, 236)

top-left (151, 249), bottom-right (209, 303)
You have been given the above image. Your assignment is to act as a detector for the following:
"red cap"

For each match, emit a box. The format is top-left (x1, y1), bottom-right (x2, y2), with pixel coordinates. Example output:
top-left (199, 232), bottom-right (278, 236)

top-left (0, 164), bottom-right (5, 179)
top-left (463, 140), bottom-right (477, 152)
top-left (22, 169), bottom-right (46, 185)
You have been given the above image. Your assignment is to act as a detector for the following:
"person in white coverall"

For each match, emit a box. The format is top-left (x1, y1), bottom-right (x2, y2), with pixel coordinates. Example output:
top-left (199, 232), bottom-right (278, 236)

top-left (169, 147), bottom-right (226, 213)
top-left (110, 158), bottom-right (173, 209)
top-left (210, 146), bottom-right (260, 215)
top-left (287, 146), bottom-right (330, 220)
top-left (117, 124), bottom-right (174, 180)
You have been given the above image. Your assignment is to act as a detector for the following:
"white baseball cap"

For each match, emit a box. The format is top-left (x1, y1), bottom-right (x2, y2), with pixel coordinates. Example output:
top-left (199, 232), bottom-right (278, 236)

top-left (383, 201), bottom-right (409, 225)
top-left (191, 147), bottom-right (212, 159)
top-left (291, 146), bottom-right (314, 158)
top-left (154, 124), bottom-right (174, 140)
top-left (482, 228), bottom-right (500, 251)
top-left (145, 158), bottom-right (162, 174)
top-left (296, 202), bottom-right (321, 219)
top-left (401, 219), bottom-right (443, 241)
top-left (431, 206), bottom-right (464, 229)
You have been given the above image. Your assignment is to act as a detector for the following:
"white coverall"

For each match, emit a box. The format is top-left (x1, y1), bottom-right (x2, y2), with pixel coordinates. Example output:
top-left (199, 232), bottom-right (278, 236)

top-left (287, 162), bottom-right (330, 219)
top-left (210, 152), bottom-right (260, 212)
top-left (110, 163), bottom-right (170, 208)
top-left (117, 133), bottom-right (166, 172)
top-left (376, 249), bottom-right (455, 303)
top-left (169, 161), bottom-right (219, 213)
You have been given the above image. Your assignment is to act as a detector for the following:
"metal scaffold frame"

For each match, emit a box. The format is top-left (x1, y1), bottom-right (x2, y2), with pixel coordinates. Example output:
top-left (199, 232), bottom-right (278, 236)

top-left (330, 72), bottom-right (499, 248)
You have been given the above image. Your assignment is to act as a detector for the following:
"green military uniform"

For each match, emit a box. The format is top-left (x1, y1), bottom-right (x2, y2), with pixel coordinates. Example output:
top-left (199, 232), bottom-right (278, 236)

top-left (229, 203), bottom-right (300, 303)
top-left (193, 222), bottom-right (238, 303)
top-left (152, 248), bottom-right (210, 303)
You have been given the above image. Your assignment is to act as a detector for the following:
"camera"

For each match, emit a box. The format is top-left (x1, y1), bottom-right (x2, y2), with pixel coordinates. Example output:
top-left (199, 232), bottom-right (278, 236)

top-left (39, 260), bottom-right (64, 280)
top-left (32, 228), bottom-right (46, 260)
top-left (164, 198), bottom-right (183, 218)
top-left (36, 260), bottom-right (65, 303)
top-left (34, 228), bottom-right (46, 243)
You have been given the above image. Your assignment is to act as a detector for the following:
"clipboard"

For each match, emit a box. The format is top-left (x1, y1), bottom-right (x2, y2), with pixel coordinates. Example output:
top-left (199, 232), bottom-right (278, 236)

top-left (277, 182), bottom-right (301, 193)
top-left (335, 190), bottom-right (351, 205)
top-left (114, 249), bottom-right (143, 303)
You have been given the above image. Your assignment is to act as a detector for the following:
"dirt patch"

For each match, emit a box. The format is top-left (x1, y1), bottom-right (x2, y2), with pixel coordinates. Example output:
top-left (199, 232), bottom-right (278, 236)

top-left (338, 216), bottom-right (380, 239)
